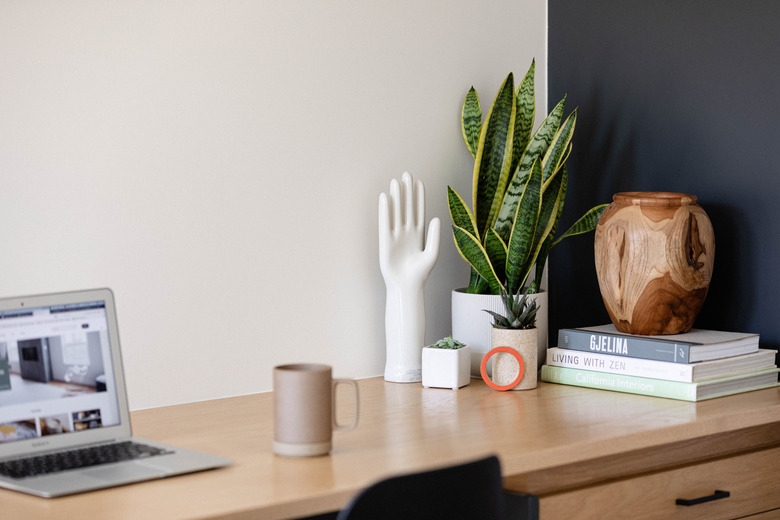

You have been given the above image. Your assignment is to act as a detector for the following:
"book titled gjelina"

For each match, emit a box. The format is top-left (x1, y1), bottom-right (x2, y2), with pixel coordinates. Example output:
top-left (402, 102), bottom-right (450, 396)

top-left (557, 324), bottom-right (760, 364)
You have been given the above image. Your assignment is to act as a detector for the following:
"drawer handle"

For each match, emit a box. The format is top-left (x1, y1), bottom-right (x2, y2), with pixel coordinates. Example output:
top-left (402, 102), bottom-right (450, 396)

top-left (675, 490), bottom-right (730, 506)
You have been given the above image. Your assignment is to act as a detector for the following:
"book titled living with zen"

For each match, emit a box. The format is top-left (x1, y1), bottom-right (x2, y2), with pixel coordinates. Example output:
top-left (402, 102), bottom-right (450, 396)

top-left (557, 324), bottom-right (760, 364)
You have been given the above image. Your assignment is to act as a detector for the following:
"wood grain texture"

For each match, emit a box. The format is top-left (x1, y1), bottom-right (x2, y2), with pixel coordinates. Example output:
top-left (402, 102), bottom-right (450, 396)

top-left (594, 192), bottom-right (715, 335)
top-left (2, 379), bottom-right (778, 519)
top-left (540, 446), bottom-right (780, 520)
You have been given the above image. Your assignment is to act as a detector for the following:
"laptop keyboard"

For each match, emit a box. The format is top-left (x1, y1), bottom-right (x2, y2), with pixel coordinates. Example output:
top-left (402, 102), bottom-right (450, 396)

top-left (0, 441), bottom-right (172, 479)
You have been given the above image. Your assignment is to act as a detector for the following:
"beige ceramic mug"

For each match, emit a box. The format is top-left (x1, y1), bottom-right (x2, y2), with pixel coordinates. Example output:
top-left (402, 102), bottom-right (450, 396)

top-left (273, 364), bottom-right (359, 457)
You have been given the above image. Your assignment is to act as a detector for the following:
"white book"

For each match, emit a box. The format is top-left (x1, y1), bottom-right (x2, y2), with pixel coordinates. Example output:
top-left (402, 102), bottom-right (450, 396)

top-left (545, 347), bottom-right (778, 383)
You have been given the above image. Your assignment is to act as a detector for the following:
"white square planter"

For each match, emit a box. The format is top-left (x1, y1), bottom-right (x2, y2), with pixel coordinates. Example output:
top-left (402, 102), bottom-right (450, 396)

top-left (421, 345), bottom-right (471, 390)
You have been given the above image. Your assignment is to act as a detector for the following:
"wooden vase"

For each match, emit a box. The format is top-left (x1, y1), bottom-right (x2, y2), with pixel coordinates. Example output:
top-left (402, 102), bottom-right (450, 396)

top-left (594, 192), bottom-right (715, 335)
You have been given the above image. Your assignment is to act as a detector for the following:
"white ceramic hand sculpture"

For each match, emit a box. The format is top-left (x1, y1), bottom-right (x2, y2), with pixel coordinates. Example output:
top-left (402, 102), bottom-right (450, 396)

top-left (378, 172), bottom-right (440, 382)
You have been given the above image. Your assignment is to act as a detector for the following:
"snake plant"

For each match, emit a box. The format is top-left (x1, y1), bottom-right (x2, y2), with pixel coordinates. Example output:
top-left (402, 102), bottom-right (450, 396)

top-left (448, 60), bottom-right (607, 296)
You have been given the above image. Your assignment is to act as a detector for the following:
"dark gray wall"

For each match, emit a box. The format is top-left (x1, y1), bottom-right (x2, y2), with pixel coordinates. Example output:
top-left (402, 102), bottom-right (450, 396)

top-left (548, 1), bottom-right (780, 357)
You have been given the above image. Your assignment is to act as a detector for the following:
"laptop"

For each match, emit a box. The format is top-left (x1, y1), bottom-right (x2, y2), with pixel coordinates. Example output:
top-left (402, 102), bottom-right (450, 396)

top-left (0, 288), bottom-right (232, 497)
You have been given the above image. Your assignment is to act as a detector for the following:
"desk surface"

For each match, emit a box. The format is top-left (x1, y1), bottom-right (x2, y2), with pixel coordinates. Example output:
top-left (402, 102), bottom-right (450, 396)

top-left (4, 378), bottom-right (780, 519)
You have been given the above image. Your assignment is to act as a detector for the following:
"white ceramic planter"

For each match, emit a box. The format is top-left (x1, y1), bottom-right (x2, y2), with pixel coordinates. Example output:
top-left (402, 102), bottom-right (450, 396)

top-left (451, 289), bottom-right (548, 376)
top-left (421, 345), bottom-right (471, 390)
top-left (491, 327), bottom-right (538, 390)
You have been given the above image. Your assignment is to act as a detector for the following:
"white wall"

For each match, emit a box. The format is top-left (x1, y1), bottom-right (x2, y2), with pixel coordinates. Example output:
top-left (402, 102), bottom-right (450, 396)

top-left (0, 1), bottom-right (547, 409)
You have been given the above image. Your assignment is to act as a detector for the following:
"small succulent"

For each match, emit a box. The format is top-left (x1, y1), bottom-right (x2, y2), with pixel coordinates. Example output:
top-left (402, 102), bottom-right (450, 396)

top-left (484, 286), bottom-right (538, 330)
top-left (430, 337), bottom-right (467, 349)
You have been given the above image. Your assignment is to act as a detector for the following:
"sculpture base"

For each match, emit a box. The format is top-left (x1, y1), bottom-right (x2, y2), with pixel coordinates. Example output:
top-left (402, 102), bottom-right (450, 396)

top-left (384, 367), bottom-right (422, 383)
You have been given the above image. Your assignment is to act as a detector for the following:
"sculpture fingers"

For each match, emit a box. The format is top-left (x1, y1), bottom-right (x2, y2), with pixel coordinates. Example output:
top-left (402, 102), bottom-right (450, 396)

top-left (389, 178), bottom-right (402, 233)
top-left (378, 192), bottom-right (391, 237)
top-left (422, 217), bottom-right (441, 268)
top-left (401, 172), bottom-right (415, 230)
top-left (378, 193), bottom-right (392, 274)
top-left (414, 177), bottom-right (426, 232)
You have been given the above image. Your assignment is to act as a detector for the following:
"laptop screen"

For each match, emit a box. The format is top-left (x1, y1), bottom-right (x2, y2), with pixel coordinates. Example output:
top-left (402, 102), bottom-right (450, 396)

top-left (0, 300), bottom-right (121, 445)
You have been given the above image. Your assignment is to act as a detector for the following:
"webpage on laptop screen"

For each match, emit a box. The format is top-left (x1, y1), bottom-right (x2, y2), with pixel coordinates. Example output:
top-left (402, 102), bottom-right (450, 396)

top-left (0, 301), bottom-right (121, 444)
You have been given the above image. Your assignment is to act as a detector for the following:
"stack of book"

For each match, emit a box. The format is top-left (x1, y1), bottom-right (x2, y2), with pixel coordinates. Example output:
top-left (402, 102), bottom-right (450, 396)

top-left (541, 324), bottom-right (779, 401)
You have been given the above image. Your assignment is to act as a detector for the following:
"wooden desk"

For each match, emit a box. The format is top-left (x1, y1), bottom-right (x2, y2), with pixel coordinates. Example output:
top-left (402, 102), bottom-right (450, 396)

top-left (4, 378), bottom-right (780, 519)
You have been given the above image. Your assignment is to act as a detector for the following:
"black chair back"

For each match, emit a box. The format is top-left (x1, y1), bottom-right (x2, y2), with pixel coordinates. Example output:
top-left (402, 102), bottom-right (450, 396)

top-left (335, 455), bottom-right (507, 520)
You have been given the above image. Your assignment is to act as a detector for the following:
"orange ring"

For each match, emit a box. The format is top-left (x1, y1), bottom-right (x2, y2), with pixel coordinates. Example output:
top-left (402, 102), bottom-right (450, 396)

top-left (480, 346), bottom-right (525, 391)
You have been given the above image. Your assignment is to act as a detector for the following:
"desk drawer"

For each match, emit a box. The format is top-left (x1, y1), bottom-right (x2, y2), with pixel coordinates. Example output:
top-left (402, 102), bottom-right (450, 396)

top-left (539, 445), bottom-right (780, 520)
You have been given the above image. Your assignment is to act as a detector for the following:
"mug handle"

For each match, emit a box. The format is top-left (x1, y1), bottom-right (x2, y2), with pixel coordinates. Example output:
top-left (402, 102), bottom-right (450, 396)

top-left (332, 379), bottom-right (359, 432)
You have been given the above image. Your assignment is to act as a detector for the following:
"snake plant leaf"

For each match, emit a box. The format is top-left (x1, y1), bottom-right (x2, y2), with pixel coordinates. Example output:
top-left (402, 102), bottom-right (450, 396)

top-left (494, 96), bottom-right (567, 243)
top-left (535, 165), bottom-right (566, 253)
top-left (447, 185), bottom-right (478, 238)
top-left (526, 95), bottom-right (566, 171)
top-left (553, 203), bottom-right (609, 245)
top-left (461, 87), bottom-right (482, 159)
top-left (472, 72), bottom-right (516, 241)
top-left (452, 225), bottom-right (504, 294)
top-left (532, 166), bottom-right (568, 284)
top-left (467, 267), bottom-right (491, 294)
top-left (484, 228), bottom-right (508, 287)
top-left (505, 159), bottom-right (543, 295)
top-left (541, 109), bottom-right (576, 183)
top-left (515, 164), bottom-right (565, 289)
top-left (510, 60), bottom-right (535, 181)
top-left (533, 234), bottom-right (555, 288)
top-left (448, 185), bottom-right (484, 293)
